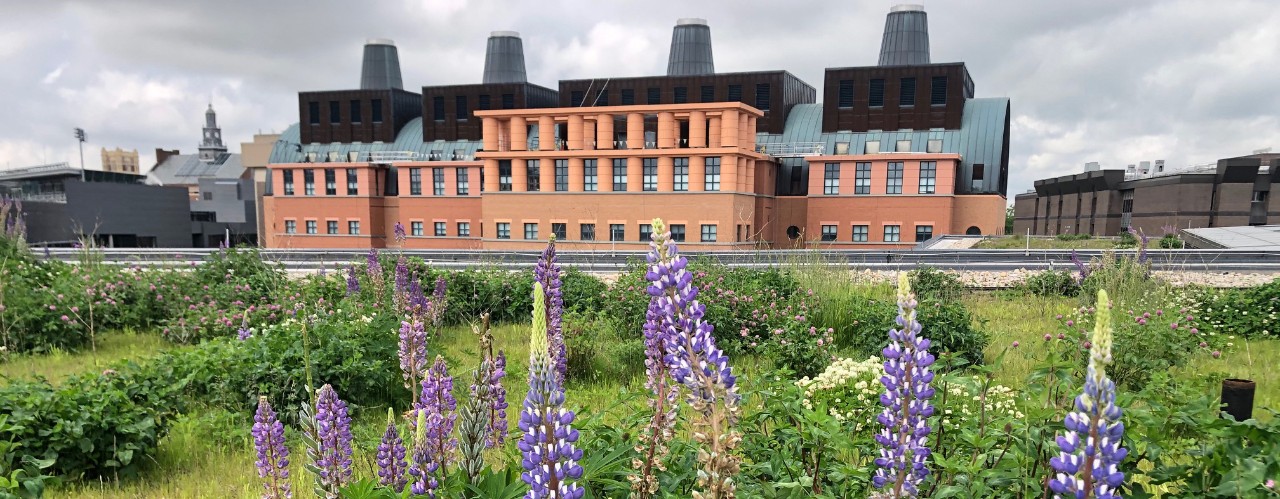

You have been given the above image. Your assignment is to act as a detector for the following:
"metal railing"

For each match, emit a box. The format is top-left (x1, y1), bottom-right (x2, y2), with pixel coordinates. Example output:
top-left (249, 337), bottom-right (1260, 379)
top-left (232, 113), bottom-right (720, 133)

top-left (368, 151), bottom-right (421, 163)
top-left (758, 142), bottom-right (826, 157)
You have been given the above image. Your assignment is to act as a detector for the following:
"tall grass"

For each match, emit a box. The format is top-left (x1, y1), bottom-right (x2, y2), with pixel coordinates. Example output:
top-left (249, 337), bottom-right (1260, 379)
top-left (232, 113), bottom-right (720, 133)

top-left (782, 251), bottom-right (895, 350)
top-left (0, 329), bottom-right (171, 384)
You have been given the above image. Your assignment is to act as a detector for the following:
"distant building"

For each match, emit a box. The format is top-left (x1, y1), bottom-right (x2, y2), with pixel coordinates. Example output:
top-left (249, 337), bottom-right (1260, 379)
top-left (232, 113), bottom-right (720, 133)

top-left (240, 133), bottom-right (281, 245)
top-left (147, 105), bottom-right (257, 247)
top-left (100, 147), bottom-right (140, 174)
top-left (1012, 152), bottom-right (1280, 236)
top-left (0, 162), bottom-right (190, 247)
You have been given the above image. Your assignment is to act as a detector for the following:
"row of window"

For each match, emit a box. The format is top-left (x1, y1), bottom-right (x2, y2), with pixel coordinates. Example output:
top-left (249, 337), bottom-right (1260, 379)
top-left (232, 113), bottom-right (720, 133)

top-left (498, 157), bottom-right (723, 192)
top-left (431, 94), bottom-right (518, 121)
top-left (818, 224), bottom-right (933, 243)
top-left (408, 167), bottom-right (468, 195)
top-left (284, 220), bottom-right (475, 237)
top-left (836, 76), bottom-right (948, 109)
top-left (822, 161), bottom-right (936, 195)
top-left (568, 83), bottom-right (772, 111)
top-left (283, 168), bottom-right (360, 196)
top-left (307, 100), bottom-right (384, 126)
top-left (494, 222), bottom-right (721, 242)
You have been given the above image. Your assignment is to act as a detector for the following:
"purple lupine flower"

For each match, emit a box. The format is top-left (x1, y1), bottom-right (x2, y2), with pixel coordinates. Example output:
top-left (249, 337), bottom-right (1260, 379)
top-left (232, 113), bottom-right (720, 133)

top-left (312, 384), bottom-right (353, 493)
top-left (1071, 250), bottom-right (1091, 285)
top-left (345, 264), bottom-right (360, 295)
top-left (431, 277), bottom-right (448, 324)
top-left (631, 299), bottom-right (680, 497)
top-left (872, 273), bottom-right (936, 497)
top-left (377, 408), bottom-right (408, 492)
top-left (1050, 290), bottom-right (1127, 499)
top-left (488, 350), bottom-right (509, 447)
top-left (394, 256), bottom-right (409, 295)
top-left (534, 239), bottom-right (567, 385)
top-left (366, 248), bottom-right (382, 278)
top-left (1136, 228), bottom-right (1150, 265)
top-left (518, 283), bottom-right (584, 499)
top-left (415, 356), bottom-right (457, 478)
top-left (399, 320), bottom-right (429, 405)
top-left (408, 410), bottom-right (439, 496)
top-left (238, 327), bottom-right (252, 341)
top-left (253, 396), bottom-right (291, 499)
top-left (394, 221), bottom-right (407, 244)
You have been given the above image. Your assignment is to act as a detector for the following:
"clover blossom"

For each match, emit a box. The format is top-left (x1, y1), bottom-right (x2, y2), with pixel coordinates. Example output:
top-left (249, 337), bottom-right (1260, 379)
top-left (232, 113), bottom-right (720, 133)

top-left (345, 264), bottom-right (359, 295)
top-left (408, 410), bottom-right (439, 496)
top-left (645, 218), bottom-right (740, 499)
top-left (1049, 289), bottom-right (1127, 499)
top-left (377, 408), bottom-right (408, 492)
top-left (518, 283), bottom-right (585, 499)
top-left (252, 396), bottom-right (291, 499)
top-left (872, 273), bottom-right (936, 498)
top-left (399, 320), bottom-right (429, 405)
top-left (414, 355), bottom-right (457, 482)
top-left (629, 299), bottom-right (681, 498)
top-left (534, 239), bottom-right (567, 385)
top-left (312, 384), bottom-right (353, 494)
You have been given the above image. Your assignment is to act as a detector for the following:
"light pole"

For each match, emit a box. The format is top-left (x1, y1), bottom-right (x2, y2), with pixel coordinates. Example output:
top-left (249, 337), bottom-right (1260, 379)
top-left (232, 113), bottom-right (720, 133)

top-left (74, 128), bottom-right (87, 181)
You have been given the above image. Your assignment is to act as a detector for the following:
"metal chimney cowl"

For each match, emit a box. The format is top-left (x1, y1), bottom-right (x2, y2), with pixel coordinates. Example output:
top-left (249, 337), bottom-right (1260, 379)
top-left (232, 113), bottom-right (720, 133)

top-left (483, 31), bottom-right (528, 84)
top-left (878, 4), bottom-right (930, 66)
top-left (361, 38), bottom-right (404, 90)
top-left (667, 18), bottom-right (714, 76)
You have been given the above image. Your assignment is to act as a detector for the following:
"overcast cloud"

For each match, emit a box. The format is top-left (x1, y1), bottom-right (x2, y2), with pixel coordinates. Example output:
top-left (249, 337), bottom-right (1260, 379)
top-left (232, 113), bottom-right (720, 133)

top-left (2, 0), bottom-right (1278, 196)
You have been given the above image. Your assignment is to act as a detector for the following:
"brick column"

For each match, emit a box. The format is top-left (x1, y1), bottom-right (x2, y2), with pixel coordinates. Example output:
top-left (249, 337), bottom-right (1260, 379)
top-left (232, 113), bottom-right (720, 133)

top-left (482, 118), bottom-right (499, 151)
top-left (597, 114), bottom-right (614, 149)
top-left (567, 115), bottom-right (584, 150)
top-left (657, 156), bottom-right (674, 192)
top-left (568, 158), bottom-right (584, 192)
top-left (689, 111), bottom-right (707, 148)
top-left (483, 159), bottom-right (499, 192)
top-left (690, 155), bottom-right (705, 192)
top-left (537, 116), bottom-right (554, 151)
top-left (627, 113), bottom-right (644, 150)
top-left (657, 112), bottom-right (676, 149)
top-left (511, 158), bottom-right (527, 192)
top-left (708, 116), bottom-right (722, 147)
top-left (583, 119), bottom-right (596, 150)
top-left (721, 157), bottom-right (737, 192)
top-left (599, 159), bottom-right (614, 192)
top-left (510, 117), bottom-right (527, 151)
top-left (539, 159), bottom-right (554, 192)
top-left (627, 157), bottom-right (642, 192)
top-left (720, 110), bottom-right (739, 148)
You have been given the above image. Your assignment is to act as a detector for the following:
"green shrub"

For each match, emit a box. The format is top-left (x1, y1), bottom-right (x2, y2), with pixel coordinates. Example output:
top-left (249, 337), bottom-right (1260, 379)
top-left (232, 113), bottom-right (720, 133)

top-left (1056, 233), bottom-right (1093, 241)
top-left (1117, 230), bottom-right (1138, 247)
top-left (1158, 234), bottom-right (1184, 249)
top-left (1197, 278), bottom-right (1280, 339)
top-left (563, 310), bottom-right (644, 383)
top-left (908, 267), bottom-right (965, 302)
top-left (1019, 270), bottom-right (1080, 297)
top-left (1079, 251), bottom-right (1162, 308)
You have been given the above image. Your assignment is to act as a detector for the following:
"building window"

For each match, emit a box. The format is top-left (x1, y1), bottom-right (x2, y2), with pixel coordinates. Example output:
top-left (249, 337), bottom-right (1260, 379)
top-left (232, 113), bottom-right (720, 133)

top-left (639, 224), bottom-right (652, 242)
top-left (642, 158), bottom-right (658, 191)
top-left (621, 89), bottom-right (635, 105)
top-left (456, 168), bottom-right (470, 195)
top-left (580, 223), bottom-right (595, 241)
top-left (555, 159), bottom-right (568, 192)
top-left (852, 225), bottom-right (869, 242)
top-left (1120, 190), bottom-right (1134, 230)
top-left (327, 221), bottom-right (339, 235)
top-left (308, 102), bottom-right (320, 125)
top-left (823, 163), bottom-right (840, 195)
top-left (869, 79), bottom-right (885, 107)
top-left (570, 91), bottom-right (584, 107)
top-left (582, 159), bottom-right (598, 191)
top-left (283, 170), bottom-right (294, 195)
top-left (700, 224), bottom-right (717, 242)
top-left (855, 162), bottom-right (871, 194)
top-left (821, 225), bottom-right (837, 241)
top-left (705, 157), bottom-right (721, 191)
top-left (346, 168), bottom-right (358, 195)
top-left (612, 159), bottom-right (627, 191)
top-left (435, 222), bottom-right (447, 237)
top-left (304, 169), bottom-right (315, 195)
top-left (457, 222), bottom-right (471, 237)
top-left (285, 220), bottom-right (296, 234)
top-left (324, 169), bottom-right (336, 195)
top-left (919, 161), bottom-right (936, 194)
top-left (348, 220), bottom-right (361, 235)
top-left (610, 224), bottom-right (625, 241)
top-left (455, 96), bottom-right (469, 121)
top-left (350, 100), bottom-right (362, 123)
top-left (865, 141), bottom-right (881, 154)
top-left (971, 163), bottom-right (985, 191)
top-left (329, 101), bottom-right (340, 124)
top-left (884, 225), bottom-right (901, 242)
top-left (930, 76), bottom-right (949, 105)
top-left (915, 225), bottom-right (933, 242)
top-left (595, 90), bottom-right (608, 106)
top-left (896, 140), bottom-right (911, 152)
top-left (899, 77), bottom-right (916, 106)
top-left (926, 139), bottom-right (943, 153)
top-left (550, 223), bottom-right (567, 240)
top-left (755, 83), bottom-right (771, 110)
top-left (673, 158), bottom-right (689, 191)
top-left (431, 168), bottom-right (445, 195)
top-left (496, 223), bottom-right (510, 239)
top-left (432, 96), bottom-right (445, 121)
top-left (524, 223), bottom-right (539, 240)
top-left (371, 99), bottom-right (383, 123)
top-left (701, 85), bottom-right (714, 102)
top-left (411, 221), bottom-right (424, 236)
top-left (410, 168), bottom-right (423, 195)
top-left (886, 162), bottom-right (903, 194)
top-left (647, 87), bottom-right (660, 104)
top-left (670, 224), bottom-right (686, 242)
top-left (498, 160), bottom-right (512, 191)
top-left (478, 94), bottom-right (491, 110)
top-left (527, 160), bottom-right (541, 191)
top-left (502, 93), bottom-right (515, 109)
top-left (838, 80), bottom-right (854, 109)
top-left (727, 84), bottom-right (742, 101)
top-left (674, 87), bottom-right (688, 104)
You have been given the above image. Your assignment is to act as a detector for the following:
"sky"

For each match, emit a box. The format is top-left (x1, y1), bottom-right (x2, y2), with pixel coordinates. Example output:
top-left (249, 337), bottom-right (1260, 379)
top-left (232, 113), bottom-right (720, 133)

top-left (2, 0), bottom-right (1278, 196)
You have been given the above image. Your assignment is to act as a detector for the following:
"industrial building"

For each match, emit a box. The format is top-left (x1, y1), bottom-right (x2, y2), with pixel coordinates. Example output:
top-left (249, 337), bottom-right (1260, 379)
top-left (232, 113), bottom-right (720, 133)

top-left (263, 5), bottom-right (1011, 250)
top-left (1012, 152), bottom-right (1280, 236)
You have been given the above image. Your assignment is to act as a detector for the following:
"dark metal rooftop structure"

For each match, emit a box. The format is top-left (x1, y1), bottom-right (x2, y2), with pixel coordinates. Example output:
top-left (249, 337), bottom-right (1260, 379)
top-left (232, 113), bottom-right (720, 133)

top-left (878, 4), bottom-right (931, 66)
top-left (667, 18), bottom-right (714, 76)
top-left (483, 31), bottom-right (528, 84)
top-left (360, 39), bottom-right (404, 90)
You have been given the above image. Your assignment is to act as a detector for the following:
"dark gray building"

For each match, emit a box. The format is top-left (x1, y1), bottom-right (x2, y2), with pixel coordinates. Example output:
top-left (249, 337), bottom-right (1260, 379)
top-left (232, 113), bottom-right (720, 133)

top-left (0, 163), bottom-right (191, 247)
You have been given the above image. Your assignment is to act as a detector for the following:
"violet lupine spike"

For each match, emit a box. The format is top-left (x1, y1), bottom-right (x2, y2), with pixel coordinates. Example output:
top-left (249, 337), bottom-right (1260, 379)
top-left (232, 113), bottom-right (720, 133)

top-left (871, 273), bottom-right (936, 498)
top-left (534, 239), bottom-right (567, 385)
top-left (518, 284), bottom-right (585, 499)
top-left (345, 264), bottom-right (360, 295)
top-left (1071, 250), bottom-right (1090, 285)
top-left (377, 408), bottom-right (408, 492)
top-left (487, 350), bottom-right (509, 448)
top-left (431, 276), bottom-right (448, 325)
top-left (253, 396), bottom-right (291, 499)
top-left (629, 299), bottom-right (681, 498)
top-left (408, 410), bottom-right (439, 497)
top-left (394, 256), bottom-right (409, 296)
top-left (399, 320), bottom-right (429, 399)
top-left (407, 279), bottom-right (431, 319)
top-left (1136, 228), bottom-right (1150, 265)
top-left (312, 384), bottom-right (353, 494)
top-left (1049, 290), bottom-right (1127, 499)
top-left (366, 248), bottom-right (382, 277)
top-left (415, 355), bottom-right (457, 479)
top-left (644, 219), bottom-right (740, 499)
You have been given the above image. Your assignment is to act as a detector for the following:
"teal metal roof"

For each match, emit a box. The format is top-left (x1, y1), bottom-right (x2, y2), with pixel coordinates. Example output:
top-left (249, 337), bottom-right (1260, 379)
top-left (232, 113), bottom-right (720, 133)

top-left (269, 118), bottom-right (484, 163)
